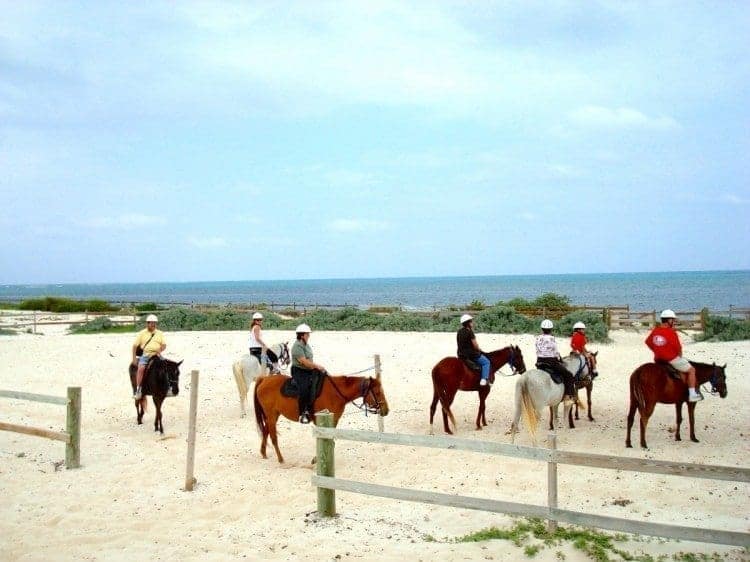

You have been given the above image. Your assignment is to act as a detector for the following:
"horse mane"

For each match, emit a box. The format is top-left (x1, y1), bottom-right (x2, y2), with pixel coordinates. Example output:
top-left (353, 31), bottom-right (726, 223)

top-left (688, 360), bottom-right (718, 369)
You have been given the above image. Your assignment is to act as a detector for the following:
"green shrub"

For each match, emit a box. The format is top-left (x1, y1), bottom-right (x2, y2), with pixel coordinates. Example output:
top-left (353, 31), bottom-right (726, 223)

top-left (696, 315), bottom-right (750, 342)
top-left (556, 311), bottom-right (609, 343)
top-left (69, 317), bottom-right (135, 334)
top-left (19, 297), bottom-right (117, 313)
top-left (466, 299), bottom-right (486, 311)
top-left (475, 305), bottom-right (537, 334)
top-left (134, 302), bottom-right (161, 312)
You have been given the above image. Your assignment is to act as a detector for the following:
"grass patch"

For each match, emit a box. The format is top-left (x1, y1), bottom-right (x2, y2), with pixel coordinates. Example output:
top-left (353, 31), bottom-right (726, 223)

top-left (0, 328), bottom-right (17, 335)
top-left (454, 518), bottom-right (733, 561)
top-left (19, 297), bottom-right (118, 313)
top-left (695, 315), bottom-right (750, 342)
top-left (69, 317), bottom-right (137, 334)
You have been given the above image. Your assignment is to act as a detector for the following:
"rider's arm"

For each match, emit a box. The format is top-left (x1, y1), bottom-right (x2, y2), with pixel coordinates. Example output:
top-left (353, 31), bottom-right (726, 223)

top-left (297, 356), bottom-right (326, 373)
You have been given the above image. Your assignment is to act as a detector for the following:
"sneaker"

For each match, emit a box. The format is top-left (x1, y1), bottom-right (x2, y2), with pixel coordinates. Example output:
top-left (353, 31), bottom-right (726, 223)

top-left (688, 390), bottom-right (704, 402)
top-left (133, 388), bottom-right (142, 400)
top-left (299, 413), bottom-right (311, 424)
top-left (479, 378), bottom-right (488, 387)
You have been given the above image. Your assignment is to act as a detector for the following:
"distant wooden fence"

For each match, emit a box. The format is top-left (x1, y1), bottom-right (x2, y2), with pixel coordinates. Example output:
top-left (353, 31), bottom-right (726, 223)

top-left (312, 415), bottom-right (749, 547)
top-left (0, 387), bottom-right (82, 469)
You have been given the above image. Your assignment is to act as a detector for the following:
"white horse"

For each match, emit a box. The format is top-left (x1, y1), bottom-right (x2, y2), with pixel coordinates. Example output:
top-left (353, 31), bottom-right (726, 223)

top-left (232, 342), bottom-right (289, 417)
top-left (507, 354), bottom-right (592, 445)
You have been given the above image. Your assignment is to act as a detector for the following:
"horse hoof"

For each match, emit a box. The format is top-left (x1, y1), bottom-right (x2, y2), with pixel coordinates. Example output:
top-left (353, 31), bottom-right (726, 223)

top-left (691, 438), bottom-right (699, 443)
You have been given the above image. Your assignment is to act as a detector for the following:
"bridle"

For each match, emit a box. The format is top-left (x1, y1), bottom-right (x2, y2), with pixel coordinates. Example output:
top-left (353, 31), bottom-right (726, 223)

top-left (505, 346), bottom-right (524, 375)
top-left (327, 376), bottom-right (382, 415)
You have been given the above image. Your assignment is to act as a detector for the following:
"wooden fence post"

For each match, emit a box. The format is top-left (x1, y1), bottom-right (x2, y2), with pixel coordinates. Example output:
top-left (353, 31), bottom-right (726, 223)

top-left (65, 387), bottom-right (81, 469)
top-left (316, 411), bottom-right (336, 517)
top-left (374, 354), bottom-right (384, 433)
top-left (185, 370), bottom-right (199, 491)
top-left (547, 432), bottom-right (558, 533)
top-left (33, 310), bottom-right (37, 334)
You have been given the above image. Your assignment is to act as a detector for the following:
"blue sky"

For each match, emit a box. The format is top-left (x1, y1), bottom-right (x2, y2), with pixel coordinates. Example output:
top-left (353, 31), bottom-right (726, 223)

top-left (2, 1), bottom-right (749, 284)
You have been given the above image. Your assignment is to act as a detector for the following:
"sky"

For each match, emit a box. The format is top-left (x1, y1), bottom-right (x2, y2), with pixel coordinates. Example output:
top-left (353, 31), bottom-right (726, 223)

top-left (1, 1), bottom-right (749, 284)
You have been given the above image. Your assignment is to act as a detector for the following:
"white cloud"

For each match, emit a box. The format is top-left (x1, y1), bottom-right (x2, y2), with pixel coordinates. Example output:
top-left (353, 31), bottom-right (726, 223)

top-left (187, 236), bottom-right (229, 248)
top-left (327, 219), bottom-right (388, 232)
top-left (569, 105), bottom-right (679, 131)
top-left (79, 214), bottom-right (166, 229)
top-left (721, 194), bottom-right (750, 205)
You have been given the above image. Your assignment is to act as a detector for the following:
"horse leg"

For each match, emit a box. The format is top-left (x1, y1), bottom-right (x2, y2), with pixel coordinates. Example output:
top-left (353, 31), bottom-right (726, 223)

top-left (441, 389), bottom-right (457, 435)
top-left (135, 399), bottom-right (143, 425)
top-left (687, 402), bottom-right (699, 443)
top-left (154, 398), bottom-right (164, 434)
top-left (674, 403), bottom-right (683, 441)
top-left (625, 399), bottom-right (637, 448)
top-left (639, 403), bottom-right (655, 449)
top-left (266, 412), bottom-right (284, 463)
top-left (567, 402), bottom-right (575, 429)
top-left (548, 405), bottom-right (554, 430)
top-left (586, 384), bottom-right (594, 422)
top-left (476, 389), bottom-right (489, 430)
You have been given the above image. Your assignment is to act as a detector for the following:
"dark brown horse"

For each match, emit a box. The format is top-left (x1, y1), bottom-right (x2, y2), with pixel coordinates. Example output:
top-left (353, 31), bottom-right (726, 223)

top-left (626, 361), bottom-right (727, 448)
top-left (429, 345), bottom-right (526, 435)
top-left (129, 357), bottom-right (182, 434)
top-left (254, 374), bottom-right (389, 463)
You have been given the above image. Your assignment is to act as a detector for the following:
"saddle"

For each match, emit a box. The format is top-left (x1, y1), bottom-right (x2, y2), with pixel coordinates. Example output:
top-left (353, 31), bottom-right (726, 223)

top-left (461, 358), bottom-right (481, 373)
top-left (280, 372), bottom-right (326, 400)
top-left (535, 362), bottom-right (563, 385)
top-left (655, 360), bottom-right (683, 380)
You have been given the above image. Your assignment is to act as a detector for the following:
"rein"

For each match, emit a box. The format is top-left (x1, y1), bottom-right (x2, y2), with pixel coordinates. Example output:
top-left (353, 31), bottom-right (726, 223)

top-left (326, 376), bottom-right (380, 415)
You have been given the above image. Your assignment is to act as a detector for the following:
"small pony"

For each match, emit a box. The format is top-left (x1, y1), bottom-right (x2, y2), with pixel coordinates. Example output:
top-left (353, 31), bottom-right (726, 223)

top-left (232, 342), bottom-right (290, 417)
top-left (128, 356), bottom-right (182, 434)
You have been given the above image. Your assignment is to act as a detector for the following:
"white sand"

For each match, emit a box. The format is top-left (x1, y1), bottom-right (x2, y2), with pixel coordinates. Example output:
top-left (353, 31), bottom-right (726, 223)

top-left (1, 327), bottom-right (748, 561)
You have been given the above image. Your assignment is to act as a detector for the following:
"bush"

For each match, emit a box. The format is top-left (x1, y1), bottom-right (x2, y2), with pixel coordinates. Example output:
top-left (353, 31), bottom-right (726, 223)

top-left (19, 297), bottom-right (117, 313)
top-left (696, 315), bottom-right (750, 342)
top-left (134, 302), bottom-right (161, 312)
top-left (474, 305), bottom-right (537, 334)
top-left (556, 310), bottom-right (609, 343)
top-left (69, 317), bottom-right (135, 334)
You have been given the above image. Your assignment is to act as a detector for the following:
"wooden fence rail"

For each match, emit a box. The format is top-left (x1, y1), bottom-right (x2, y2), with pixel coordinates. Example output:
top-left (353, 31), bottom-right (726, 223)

top-left (0, 387), bottom-right (82, 469)
top-left (312, 417), bottom-right (750, 548)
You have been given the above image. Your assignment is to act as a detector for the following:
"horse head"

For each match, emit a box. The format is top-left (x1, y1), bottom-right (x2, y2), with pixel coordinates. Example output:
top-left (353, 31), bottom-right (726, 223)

top-left (162, 358), bottom-right (183, 397)
top-left (710, 363), bottom-right (728, 398)
top-left (511, 345), bottom-right (527, 374)
top-left (278, 342), bottom-right (291, 369)
top-left (362, 377), bottom-right (389, 416)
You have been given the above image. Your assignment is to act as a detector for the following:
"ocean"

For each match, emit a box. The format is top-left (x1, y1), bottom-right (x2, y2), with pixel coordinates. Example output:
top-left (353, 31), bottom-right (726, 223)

top-left (1, 271), bottom-right (748, 312)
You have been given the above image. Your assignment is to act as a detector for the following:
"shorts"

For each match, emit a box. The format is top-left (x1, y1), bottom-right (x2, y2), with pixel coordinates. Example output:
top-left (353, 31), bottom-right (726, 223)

top-left (138, 354), bottom-right (153, 366)
top-left (669, 356), bottom-right (691, 372)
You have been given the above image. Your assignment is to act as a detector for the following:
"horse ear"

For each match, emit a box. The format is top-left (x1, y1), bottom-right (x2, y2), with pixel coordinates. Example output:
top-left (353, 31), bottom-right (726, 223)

top-left (593, 351), bottom-right (599, 357)
top-left (722, 363), bottom-right (726, 370)
top-left (178, 360), bottom-right (184, 366)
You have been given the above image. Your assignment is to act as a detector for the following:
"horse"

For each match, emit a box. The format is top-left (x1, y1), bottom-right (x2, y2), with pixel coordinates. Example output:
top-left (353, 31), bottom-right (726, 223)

top-left (429, 345), bottom-right (526, 435)
top-left (552, 351), bottom-right (598, 428)
top-left (253, 374), bottom-right (389, 463)
top-left (626, 361), bottom-right (727, 449)
top-left (128, 357), bottom-right (183, 434)
top-left (507, 354), bottom-right (587, 445)
top-left (232, 342), bottom-right (290, 417)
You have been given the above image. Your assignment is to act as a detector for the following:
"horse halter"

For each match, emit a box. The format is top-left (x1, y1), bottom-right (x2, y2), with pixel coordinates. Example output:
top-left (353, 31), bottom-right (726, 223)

top-left (507, 347), bottom-right (521, 375)
top-left (708, 364), bottom-right (722, 394)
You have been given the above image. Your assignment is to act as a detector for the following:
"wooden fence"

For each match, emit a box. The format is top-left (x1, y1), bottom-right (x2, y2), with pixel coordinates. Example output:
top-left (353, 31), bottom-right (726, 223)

top-left (0, 387), bottom-right (82, 469)
top-left (312, 415), bottom-right (749, 548)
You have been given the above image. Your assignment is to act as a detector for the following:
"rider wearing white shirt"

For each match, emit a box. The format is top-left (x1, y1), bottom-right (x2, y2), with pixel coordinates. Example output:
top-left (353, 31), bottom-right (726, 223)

top-left (535, 319), bottom-right (579, 406)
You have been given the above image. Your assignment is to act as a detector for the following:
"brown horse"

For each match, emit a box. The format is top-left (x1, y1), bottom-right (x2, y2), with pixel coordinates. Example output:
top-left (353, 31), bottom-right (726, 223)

top-left (254, 374), bottom-right (389, 463)
top-left (429, 345), bottom-right (526, 435)
top-left (626, 361), bottom-right (727, 448)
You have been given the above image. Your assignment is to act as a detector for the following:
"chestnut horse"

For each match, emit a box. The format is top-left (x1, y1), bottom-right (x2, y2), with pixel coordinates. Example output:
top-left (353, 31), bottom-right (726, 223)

top-left (626, 361), bottom-right (727, 448)
top-left (429, 345), bottom-right (526, 435)
top-left (254, 374), bottom-right (389, 463)
top-left (128, 357), bottom-right (182, 434)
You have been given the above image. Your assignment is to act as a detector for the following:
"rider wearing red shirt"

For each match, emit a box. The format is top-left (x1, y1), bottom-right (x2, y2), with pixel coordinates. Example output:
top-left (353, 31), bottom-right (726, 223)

top-left (570, 321), bottom-right (598, 378)
top-left (645, 309), bottom-right (702, 402)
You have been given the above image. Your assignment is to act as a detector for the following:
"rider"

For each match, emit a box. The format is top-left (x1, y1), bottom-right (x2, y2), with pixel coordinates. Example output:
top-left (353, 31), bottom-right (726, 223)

top-left (570, 321), bottom-right (598, 379)
top-left (536, 319), bottom-right (579, 406)
top-left (645, 309), bottom-right (702, 402)
top-left (290, 323), bottom-right (328, 424)
top-left (456, 314), bottom-right (491, 386)
top-left (131, 314), bottom-right (167, 400)
top-left (248, 312), bottom-right (269, 370)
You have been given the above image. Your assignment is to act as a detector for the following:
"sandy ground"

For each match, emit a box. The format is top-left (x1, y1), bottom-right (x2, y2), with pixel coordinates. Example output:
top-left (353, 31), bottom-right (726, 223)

top-left (1, 324), bottom-right (748, 561)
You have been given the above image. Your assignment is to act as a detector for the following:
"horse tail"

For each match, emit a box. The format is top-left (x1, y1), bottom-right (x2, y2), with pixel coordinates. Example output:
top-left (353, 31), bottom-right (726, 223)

top-left (519, 377), bottom-right (539, 442)
top-left (253, 379), bottom-right (267, 438)
top-left (233, 360), bottom-right (248, 400)
top-left (630, 366), bottom-right (646, 412)
top-left (431, 366), bottom-right (456, 433)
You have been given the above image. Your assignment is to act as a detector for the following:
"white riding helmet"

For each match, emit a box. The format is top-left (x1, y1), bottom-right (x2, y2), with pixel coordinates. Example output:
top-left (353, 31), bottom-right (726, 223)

top-left (252, 312), bottom-right (263, 320)
top-left (660, 309), bottom-right (677, 320)
top-left (146, 314), bottom-right (158, 323)
top-left (295, 323), bottom-right (312, 334)
top-left (541, 319), bottom-right (553, 330)
top-left (460, 314), bottom-right (473, 324)
top-left (573, 321), bottom-right (586, 330)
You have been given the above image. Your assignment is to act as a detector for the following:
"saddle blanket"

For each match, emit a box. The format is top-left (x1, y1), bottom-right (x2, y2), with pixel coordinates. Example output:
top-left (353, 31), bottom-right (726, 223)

top-left (281, 372), bottom-right (326, 400)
